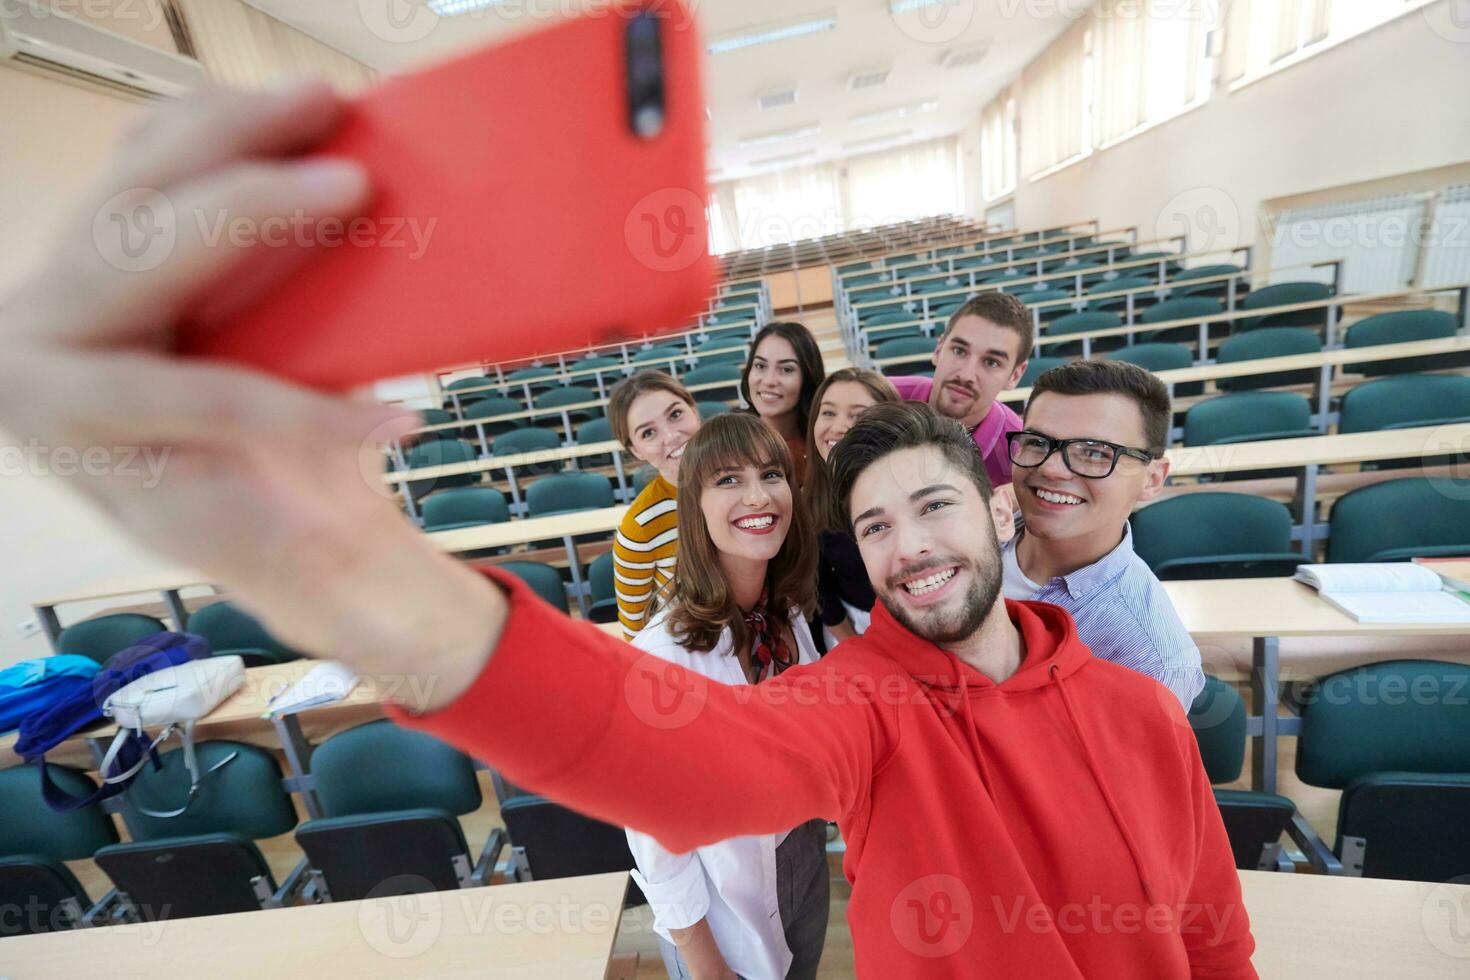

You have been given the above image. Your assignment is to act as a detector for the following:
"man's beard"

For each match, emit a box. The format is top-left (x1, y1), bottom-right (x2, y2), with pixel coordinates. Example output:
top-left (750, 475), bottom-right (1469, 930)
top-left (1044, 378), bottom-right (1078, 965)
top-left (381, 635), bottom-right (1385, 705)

top-left (880, 556), bottom-right (1001, 646)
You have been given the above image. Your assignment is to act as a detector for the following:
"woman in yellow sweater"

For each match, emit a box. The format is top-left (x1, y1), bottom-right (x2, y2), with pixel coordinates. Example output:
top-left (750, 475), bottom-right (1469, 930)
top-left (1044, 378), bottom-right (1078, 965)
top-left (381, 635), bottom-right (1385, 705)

top-left (609, 371), bottom-right (703, 639)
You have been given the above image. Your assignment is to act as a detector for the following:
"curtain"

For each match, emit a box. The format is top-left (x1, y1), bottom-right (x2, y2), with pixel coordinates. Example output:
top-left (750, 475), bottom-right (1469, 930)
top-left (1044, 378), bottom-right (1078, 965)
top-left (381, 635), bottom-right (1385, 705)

top-left (980, 89), bottom-right (1017, 201)
top-left (174, 0), bottom-right (377, 92)
top-left (1092, 1), bottom-right (1146, 146)
top-left (845, 136), bottom-right (963, 227)
top-left (1223, 0), bottom-right (1254, 82)
top-left (727, 163), bottom-right (844, 250)
top-left (1019, 17), bottom-right (1087, 178)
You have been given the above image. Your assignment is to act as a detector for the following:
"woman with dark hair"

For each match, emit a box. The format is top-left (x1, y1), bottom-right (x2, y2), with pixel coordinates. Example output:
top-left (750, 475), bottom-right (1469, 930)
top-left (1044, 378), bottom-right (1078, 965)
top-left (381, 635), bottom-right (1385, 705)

top-left (802, 368), bottom-right (901, 645)
top-left (626, 412), bottom-right (828, 980)
top-left (739, 321), bottom-right (825, 489)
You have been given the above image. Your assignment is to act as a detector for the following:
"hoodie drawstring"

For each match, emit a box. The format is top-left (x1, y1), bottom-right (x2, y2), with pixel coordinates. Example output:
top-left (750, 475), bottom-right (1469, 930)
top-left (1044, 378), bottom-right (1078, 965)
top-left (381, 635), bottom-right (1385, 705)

top-left (1050, 663), bottom-right (1160, 907)
top-left (952, 654), bottom-right (993, 791)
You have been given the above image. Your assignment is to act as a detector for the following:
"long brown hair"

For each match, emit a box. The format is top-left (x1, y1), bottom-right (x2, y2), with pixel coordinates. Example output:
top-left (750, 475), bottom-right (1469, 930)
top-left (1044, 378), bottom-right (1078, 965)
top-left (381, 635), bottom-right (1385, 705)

top-left (739, 321), bottom-right (827, 434)
top-left (662, 413), bottom-right (817, 655)
top-left (803, 369), bottom-right (901, 532)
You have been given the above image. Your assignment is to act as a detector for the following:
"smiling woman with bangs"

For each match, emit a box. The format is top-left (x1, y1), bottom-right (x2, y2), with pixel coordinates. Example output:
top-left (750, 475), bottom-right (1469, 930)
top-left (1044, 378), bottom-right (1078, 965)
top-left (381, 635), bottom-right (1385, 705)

top-left (624, 412), bottom-right (829, 980)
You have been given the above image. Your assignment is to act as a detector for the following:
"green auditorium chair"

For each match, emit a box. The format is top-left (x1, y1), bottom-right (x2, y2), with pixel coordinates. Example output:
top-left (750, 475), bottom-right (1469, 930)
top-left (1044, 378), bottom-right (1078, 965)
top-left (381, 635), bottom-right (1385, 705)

top-left (696, 400), bottom-right (733, 419)
top-left (1020, 289), bottom-right (1075, 322)
top-left (403, 438), bottom-right (481, 502)
top-left (1105, 342), bottom-right (1202, 396)
top-left (443, 376), bottom-right (492, 410)
top-left (1338, 374), bottom-right (1470, 433)
top-left (491, 427), bottom-right (561, 477)
top-left (911, 277), bottom-right (958, 295)
top-left (1187, 679), bottom-right (1330, 872)
top-left (1182, 391), bottom-right (1316, 447)
top-left (1325, 478), bottom-right (1470, 564)
top-left (1214, 327), bottom-right (1322, 392)
top-left (56, 613), bottom-right (166, 665)
top-left (533, 386), bottom-right (601, 427)
top-left (1294, 660), bottom-right (1470, 881)
top-left (1344, 309), bottom-right (1469, 376)
top-left (505, 366), bottom-right (560, 395)
top-left (0, 766), bottom-right (124, 934)
top-left (1125, 251), bottom-right (1182, 282)
top-left (874, 336), bottom-right (937, 376)
top-left (1044, 311), bottom-right (1125, 357)
top-left (683, 364), bottom-right (742, 402)
top-left (1017, 356), bottom-right (1070, 388)
top-left (420, 487), bottom-right (511, 532)
top-left (845, 272), bottom-right (887, 288)
top-left (419, 408), bottom-right (453, 426)
top-left (526, 471), bottom-right (614, 517)
top-left (1130, 493), bottom-right (1305, 580)
top-left (631, 346), bottom-right (686, 369)
top-left (293, 721), bottom-right (505, 901)
top-left (497, 561), bottom-right (571, 613)
top-left (862, 310), bottom-right (919, 328)
top-left (586, 551), bottom-right (618, 624)
top-left (187, 601), bottom-right (305, 669)
top-left (460, 396), bottom-right (526, 437)
top-left (95, 742), bottom-right (303, 920)
top-left (499, 795), bottom-right (645, 907)
top-left (1169, 264), bottom-right (1246, 299)
top-left (1236, 281), bottom-right (1334, 332)
top-left (1141, 296), bottom-right (1226, 345)
top-left (1085, 276), bottom-right (1155, 314)
top-left (568, 356), bottom-right (624, 389)
top-left (576, 416), bottom-right (615, 446)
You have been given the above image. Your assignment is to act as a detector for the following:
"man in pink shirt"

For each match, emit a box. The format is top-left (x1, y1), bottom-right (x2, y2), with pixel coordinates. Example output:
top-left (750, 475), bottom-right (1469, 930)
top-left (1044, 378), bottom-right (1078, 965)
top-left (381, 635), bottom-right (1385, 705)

top-left (887, 291), bottom-right (1031, 488)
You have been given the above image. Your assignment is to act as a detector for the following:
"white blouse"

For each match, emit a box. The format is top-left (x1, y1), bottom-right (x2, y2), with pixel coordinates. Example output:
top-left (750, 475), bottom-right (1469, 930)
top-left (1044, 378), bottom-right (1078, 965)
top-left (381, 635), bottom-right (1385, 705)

top-left (626, 605), bottom-right (821, 980)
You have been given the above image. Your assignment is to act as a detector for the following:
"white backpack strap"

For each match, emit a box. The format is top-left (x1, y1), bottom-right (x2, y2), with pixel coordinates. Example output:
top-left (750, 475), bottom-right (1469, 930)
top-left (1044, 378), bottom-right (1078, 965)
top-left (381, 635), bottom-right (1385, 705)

top-left (98, 725), bottom-right (177, 786)
top-left (134, 720), bottom-right (237, 819)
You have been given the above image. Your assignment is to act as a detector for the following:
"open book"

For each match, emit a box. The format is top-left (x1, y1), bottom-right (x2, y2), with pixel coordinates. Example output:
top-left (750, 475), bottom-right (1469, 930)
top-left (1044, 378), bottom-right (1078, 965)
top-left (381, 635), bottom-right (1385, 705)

top-left (261, 661), bottom-right (360, 718)
top-left (1294, 564), bottom-right (1470, 624)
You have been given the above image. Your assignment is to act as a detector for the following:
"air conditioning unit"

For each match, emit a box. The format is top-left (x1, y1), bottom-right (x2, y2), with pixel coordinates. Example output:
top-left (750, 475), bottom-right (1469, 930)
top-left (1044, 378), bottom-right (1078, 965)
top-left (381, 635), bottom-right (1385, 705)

top-left (0, 0), bottom-right (204, 99)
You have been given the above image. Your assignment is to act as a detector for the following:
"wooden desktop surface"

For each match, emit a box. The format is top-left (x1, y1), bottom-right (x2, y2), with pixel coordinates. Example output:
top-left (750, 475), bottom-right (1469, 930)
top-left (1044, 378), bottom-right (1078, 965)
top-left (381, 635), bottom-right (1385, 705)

top-left (0, 872), bottom-right (630, 979)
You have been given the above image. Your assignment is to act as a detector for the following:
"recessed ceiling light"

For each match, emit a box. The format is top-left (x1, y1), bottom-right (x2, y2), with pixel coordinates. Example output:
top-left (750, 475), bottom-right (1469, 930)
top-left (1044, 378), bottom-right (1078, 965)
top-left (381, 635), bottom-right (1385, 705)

top-left (888, 0), bottom-right (945, 13)
top-left (750, 149), bottom-right (819, 167)
top-left (739, 124), bottom-right (821, 149)
top-left (707, 11), bottom-right (838, 54)
top-left (428, 0), bottom-right (505, 14)
top-left (942, 45), bottom-right (990, 69)
top-left (757, 85), bottom-right (799, 110)
top-left (850, 99), bottom-right (939, 126)
top-left (848, 67), bottom-right (892, 91)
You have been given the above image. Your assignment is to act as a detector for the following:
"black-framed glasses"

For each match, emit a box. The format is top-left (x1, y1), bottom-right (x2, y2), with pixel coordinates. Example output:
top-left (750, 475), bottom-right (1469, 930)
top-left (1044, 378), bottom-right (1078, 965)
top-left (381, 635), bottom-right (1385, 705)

top-left (1006, 430), bottom-right (1157, 479)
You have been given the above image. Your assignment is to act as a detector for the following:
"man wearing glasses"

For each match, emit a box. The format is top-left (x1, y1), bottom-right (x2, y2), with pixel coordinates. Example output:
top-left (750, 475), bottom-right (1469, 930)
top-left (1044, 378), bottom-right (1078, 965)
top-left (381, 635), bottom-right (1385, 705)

top-left (1003, 360), bottom-right (1205, 709)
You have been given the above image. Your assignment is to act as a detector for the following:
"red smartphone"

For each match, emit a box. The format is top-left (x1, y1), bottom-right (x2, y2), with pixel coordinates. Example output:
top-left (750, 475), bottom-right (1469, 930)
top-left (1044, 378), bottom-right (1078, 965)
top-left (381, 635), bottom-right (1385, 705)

top-left (177, 1), bottom-right (714, 390)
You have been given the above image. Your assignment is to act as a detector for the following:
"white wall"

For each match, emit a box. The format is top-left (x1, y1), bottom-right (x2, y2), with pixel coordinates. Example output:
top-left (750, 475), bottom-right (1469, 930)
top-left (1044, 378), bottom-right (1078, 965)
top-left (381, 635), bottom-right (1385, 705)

top-left (1008, 10), bottom-right (1470, 259)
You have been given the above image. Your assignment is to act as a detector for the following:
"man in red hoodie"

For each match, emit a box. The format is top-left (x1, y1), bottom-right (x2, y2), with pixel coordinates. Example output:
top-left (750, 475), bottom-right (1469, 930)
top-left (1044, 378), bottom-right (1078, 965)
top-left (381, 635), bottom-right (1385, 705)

top-left (1, 85), bottom-right (1254, 979)
top-left (391, 402), bottom-right (1257, 979)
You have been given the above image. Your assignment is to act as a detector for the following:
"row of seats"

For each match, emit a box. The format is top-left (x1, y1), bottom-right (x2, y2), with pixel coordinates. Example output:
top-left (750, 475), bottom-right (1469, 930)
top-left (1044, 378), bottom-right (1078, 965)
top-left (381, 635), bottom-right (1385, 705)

top-left (436, 361), bottom-right (744, 422)
top-left (1187, 663), bottom-right (1470, 881)
top-left (0, 721), bottom-right (641, 934)
top-left (53, 601), bottom-right (303, 668)
top-left (1130, 478), bottom-right (1470, 573)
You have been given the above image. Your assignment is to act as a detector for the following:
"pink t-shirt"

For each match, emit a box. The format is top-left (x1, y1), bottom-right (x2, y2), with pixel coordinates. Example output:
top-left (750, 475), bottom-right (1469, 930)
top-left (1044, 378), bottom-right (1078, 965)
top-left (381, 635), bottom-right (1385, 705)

top-left (889, 375), bottom-right (1020, 487)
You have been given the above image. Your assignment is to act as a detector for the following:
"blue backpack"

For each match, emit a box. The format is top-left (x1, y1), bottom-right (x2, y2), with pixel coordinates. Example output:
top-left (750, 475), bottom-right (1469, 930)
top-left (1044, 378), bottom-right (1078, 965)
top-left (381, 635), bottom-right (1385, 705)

top-left (16, 632), bottom-right (210, 812)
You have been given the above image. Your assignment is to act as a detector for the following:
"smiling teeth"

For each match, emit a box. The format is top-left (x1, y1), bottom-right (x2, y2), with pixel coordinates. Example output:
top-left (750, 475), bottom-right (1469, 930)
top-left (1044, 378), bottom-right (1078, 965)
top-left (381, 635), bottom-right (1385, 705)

top-left (903, 568), bottom-right (956, 595)
top-left (736, 515), bottom-right (774, 529)
top-left (670, 446), bottom-right (684, 459)
top-left (1036, 489), bottom-right (1083, 505)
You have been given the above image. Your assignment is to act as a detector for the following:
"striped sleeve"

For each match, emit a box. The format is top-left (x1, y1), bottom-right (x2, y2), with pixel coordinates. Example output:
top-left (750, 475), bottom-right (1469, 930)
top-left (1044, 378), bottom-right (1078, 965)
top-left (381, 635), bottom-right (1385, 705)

top-left (613, 478), bottom-right (680, 640)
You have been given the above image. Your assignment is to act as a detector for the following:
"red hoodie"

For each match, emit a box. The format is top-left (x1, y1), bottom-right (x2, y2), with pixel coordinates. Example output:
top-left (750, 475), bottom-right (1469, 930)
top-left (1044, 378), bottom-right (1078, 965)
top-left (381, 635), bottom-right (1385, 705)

top-left (389, 570), bottom-right (1256, 978)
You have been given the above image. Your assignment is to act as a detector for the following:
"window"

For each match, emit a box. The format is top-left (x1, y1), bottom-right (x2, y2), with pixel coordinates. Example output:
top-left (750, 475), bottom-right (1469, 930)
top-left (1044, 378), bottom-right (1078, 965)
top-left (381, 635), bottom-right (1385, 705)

top-left (1225, 0), bottom-right (1435, 87)
top-left (845, 137), bottom-right (964, 227)
top-left (979, 89), bottom-right (1017, 201)
top-left (1092, 0), bottom-right (1213, 149)
top-left (1019, 18), bottom-right (1089, 178)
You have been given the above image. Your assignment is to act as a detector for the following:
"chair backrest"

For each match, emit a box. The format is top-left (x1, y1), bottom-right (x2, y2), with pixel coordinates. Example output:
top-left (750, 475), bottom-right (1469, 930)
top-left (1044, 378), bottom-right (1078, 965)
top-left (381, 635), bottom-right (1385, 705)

top-left (631, 346), bottom-right (685, 366)
top-left (1338, 373), bottom-right (1470, 433)
top-left (499, 795), bottom-right (642, 904)
top-left (293, 809), bottom-right (470, 901)
top-left (682, 364), bottom-right (742, 386)
top-left (571, 356), bottom-right (622, 372)
top-left (875, 337), bottom-right (936, 369)
top-left (404, 439), bottom-right (480, 500)
top-left (1296, 660), bottom-right (1470, 788)
top-left (862, 310), bottom-right (916, 327)
top-left (1018, 356), bottom-right (1069, 388)
top-left (1171, 264), bottom-right (1242, 283)
top-left (420, 487), bottom-right (511, 531)
top-left (534, 386), bottom-right (598, 410)
top-left (1326, 477), bottom-right (1470, 563)
top-left (1105, 342), bottom-right (1193, 373)
top-left (461, 396), bottom-right (524, 421)
top-left (0, 766), bottom-right (119, 860)
top-left (497, 561), bottom-right (571, 613)
top-left (310, 720), bottom-right (482, 818)
top-left (419, 408), bottom-right (453, 426)
top-left (55, 613), bottom-right (167, 665)
top-left (576, 417), bottom-right (615, 445)
top-left (0, 856), bottom-right (91, 935)
top-left (1240, 280), bottom-right (1333, 311)
top-left (1187, 677), bottom-right (1247, 784)
top-left (1345, 309), bottom-right (1457, 349)
top-left (444, 376), bottom-right (488, 392)
top-left (1140, 296), bottom-right (1223, 324)
top-left (526, 472), bottom-right (614, 516)
top-left (1049, 311), bottom-right (1121, 337)
top-left (187, 601), bottom-right (302, 662)
top-left (1216, 326), bottom-right (1322, 365)
top-left (123, 741), bottom-right (298, 843)
top-left (506, 366), bottom-right (557, 384)
top-left (1131, 493), bottom-right (1295, 571)
top-left (696, 400), bottom-right (731, 419)
top-left (587, 551), bottom-right (616, 605)
top-left (1087, 275), bottom-right (1152, 297)
top-left (1182, 391), bottom-right (1313, 446)
top-left (492, 427), bottom-right (560, 456)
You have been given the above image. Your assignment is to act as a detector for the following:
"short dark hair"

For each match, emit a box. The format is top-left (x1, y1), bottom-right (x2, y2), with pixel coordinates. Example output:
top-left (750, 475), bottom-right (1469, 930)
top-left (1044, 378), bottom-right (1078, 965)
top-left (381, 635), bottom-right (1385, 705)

top-left (829, 402), bottom-right (991, 528)
top-left (939, 292), bottom-right (1034, 364)
top-left (1025, 359), bottom-right (1172, 453)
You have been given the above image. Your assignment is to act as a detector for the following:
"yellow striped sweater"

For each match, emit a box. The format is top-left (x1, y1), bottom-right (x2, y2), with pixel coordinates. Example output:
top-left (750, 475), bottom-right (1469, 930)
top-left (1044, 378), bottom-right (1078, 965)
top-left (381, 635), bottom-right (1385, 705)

top-left (614, 476), bottom-right (679, 640)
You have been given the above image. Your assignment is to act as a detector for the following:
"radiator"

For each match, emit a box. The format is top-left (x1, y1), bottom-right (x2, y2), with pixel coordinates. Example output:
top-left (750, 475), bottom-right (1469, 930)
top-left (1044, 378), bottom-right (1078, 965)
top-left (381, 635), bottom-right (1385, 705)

top-left (1418, 184), bottom-right (1470, 290)
top-left (1268, 193), bottom-right (1427, 293)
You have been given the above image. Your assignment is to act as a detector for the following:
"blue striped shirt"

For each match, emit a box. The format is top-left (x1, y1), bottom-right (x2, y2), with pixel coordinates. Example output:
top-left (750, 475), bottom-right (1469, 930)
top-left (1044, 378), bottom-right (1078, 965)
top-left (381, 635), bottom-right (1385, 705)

top-left (1001, 527), bottom-right (1204, 710)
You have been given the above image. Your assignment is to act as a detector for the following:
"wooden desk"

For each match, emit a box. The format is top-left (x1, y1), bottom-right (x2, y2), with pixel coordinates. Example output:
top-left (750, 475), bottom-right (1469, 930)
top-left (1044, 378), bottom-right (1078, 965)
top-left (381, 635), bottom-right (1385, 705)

top-left (0, 872), bottom-right (630, 979)
top-left (1242, 870), bottom-right (1470, 978)
top-left (32, 570), bottom-right (214, 647)
top-left (1163, 577), bottom-right (1470, 793)
top-left (1167, 422), bottom-right (1470, 478)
